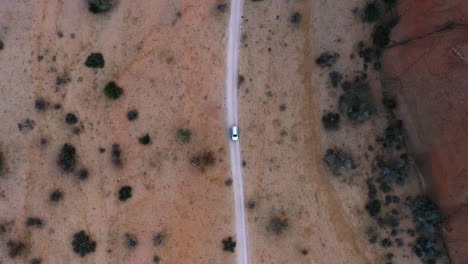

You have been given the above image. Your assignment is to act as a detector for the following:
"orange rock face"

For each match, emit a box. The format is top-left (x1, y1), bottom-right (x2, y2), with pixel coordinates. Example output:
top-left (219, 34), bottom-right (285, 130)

top-left (382, 0), bottom-right (468, 263)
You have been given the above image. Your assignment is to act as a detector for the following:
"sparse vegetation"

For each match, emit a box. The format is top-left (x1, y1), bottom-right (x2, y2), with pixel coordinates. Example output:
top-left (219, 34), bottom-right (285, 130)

top-left (291, 12), bottom-right (301, 24)
top-left (26, 218), bottom-right (43, 228)
top-left (124, 233), bottom-right (138, 248)
top-left (72, 231), bottom-right (96, 257)
top-left (329, 71), bottom-right (343, 87)
top-left (50, 190), bottom-right (63, 202)
top-left (338, 80), bottom-right (374, 122)
top-left (65, 113), bottom-right (78, 125)
top-left (377, 154), bottom-right (412, 185)
top-left (365, 199), bottom-right (381, 218)
top-left (177, 128), bottom-right (192, 144)
top-left (84, 53), bottom-right (105, 68)
top-left (18, 119), bottom-right (35, 131)
top-left (88, 0), bottom-right (116, 13)
top-left (118, 185), bottom-right (132, 201)
top-left (377, 119), bottom-right (405, 149)
top-left (7, 240), bottom-right (25, 258)
top-left (57, 144), bottom-right (77, 173)
top-left (111, 144), bottom-right (122, 166)
top-left (191, 151), bottom-right (215, 169)
top-left (315, 52), bottom-right (339, 68)
top-left (322, 112), bottom-right (340, 130)
top-left (216, 3), bottom-right (228, 12)
top-left (362, 1), bottom-right (382, 23)
top-left (268, 216), bottom-right (288, 235)
top-left (78, 168), bottom-right (89, 180)
top-left (127, 109), bottom-right (138, 121)
top-left (222, 236), bottom-right (236, 252)
top-left (153, 232), bottom-right (165, 246)
top-left (138, 133), bottom-right (151, 145)
top-left (410, 196), bottom-right (441, 235)
top-left (413, 237), bottom-right (444, 261)
top-left (381, 238), bottom-right (392, 248)
top-left (372, 17), bottom-right (399, 49)
top-left (35, 98), bottom-right (47, 112)
top-left (323, 148), bottom-right (356, 175)
top-left (104, 81), bottom-right (123, 99)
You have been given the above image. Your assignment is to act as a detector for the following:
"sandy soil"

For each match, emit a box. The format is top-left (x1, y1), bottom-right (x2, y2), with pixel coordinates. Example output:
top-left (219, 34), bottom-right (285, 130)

top-left (238, 0), bottom-right (440, 263)
top-left (0, 0), bottom-right (449, 264)
top-left (0, 0), bottom-right (235, 263)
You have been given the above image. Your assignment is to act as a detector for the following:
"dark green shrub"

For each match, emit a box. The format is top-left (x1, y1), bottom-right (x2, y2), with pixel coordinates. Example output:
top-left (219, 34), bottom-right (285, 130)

top-left (104, 81), bottom-right (123, 99)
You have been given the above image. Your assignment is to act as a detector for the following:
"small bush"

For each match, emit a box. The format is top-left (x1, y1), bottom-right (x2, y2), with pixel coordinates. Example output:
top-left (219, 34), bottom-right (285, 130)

top-left (268, 216), bottom-right (288, 235)
top-left (222, 237), bottom-right (236, 252)
top-left (291, 12), bottom-right (301, 24)
top-left (57, 144), bottom-right (77, 173)
top-left (413, 237), bottom-right (444, 261)
top-left (118, 185), bottom-right (132, 201)
top-left (127, 110), bottom-right (138, 121)
top-left (177, 128), bottom-right (192, 144)
top-left (329, 71), bottom-right (343, 88)
top-left (410, 196), bottom-right (441, 235)
top-left (315, 52), bottom-right (339, 68)
top-left (377, 154), bottom-right (412, 185)
top-left (323, 148), bottom-right (356, 175)
top-left (104, 81), bottom-right (123, 99)
top-left (65, 113), bottom-right (78, 125)
top-left (88, 0), bottom-right (116, 13)
top-left (322, 112), bottom-right (340, 130)
top-left (72, 231), bottom-right (96, 257)
top-left (338, 81), bottom-right (374, 122)
top-left (362, 2), bottom-right (382, 23)
top-left (365, 199), bottom-right (381, 217)
top-left (138, 134), bottom-right (151, 145)
top-left (84, 53), bottom-right (105, 68)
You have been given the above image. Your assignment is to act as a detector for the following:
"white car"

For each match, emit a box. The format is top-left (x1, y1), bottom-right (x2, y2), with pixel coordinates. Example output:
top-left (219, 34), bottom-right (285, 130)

top-left (231, 126), bottom-right (239, 141)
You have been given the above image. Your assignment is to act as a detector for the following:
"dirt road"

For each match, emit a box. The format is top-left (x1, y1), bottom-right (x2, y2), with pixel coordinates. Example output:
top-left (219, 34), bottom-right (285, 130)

top-left (224, 0), bottom-right (248, 264)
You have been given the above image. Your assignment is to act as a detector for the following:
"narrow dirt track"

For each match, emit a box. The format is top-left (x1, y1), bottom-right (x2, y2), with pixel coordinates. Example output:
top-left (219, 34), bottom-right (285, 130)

top-left (224, 0), bottom-right (248, 264)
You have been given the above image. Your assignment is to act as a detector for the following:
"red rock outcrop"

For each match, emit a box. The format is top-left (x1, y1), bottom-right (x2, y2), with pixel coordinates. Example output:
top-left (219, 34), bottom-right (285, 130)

top-left (382, 0), bottom-right (468, 263)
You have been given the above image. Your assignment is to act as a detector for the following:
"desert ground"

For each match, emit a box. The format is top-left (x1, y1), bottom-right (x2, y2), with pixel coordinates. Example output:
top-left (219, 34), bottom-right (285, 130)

top-left (0, 0), bottom-right (450, 264)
